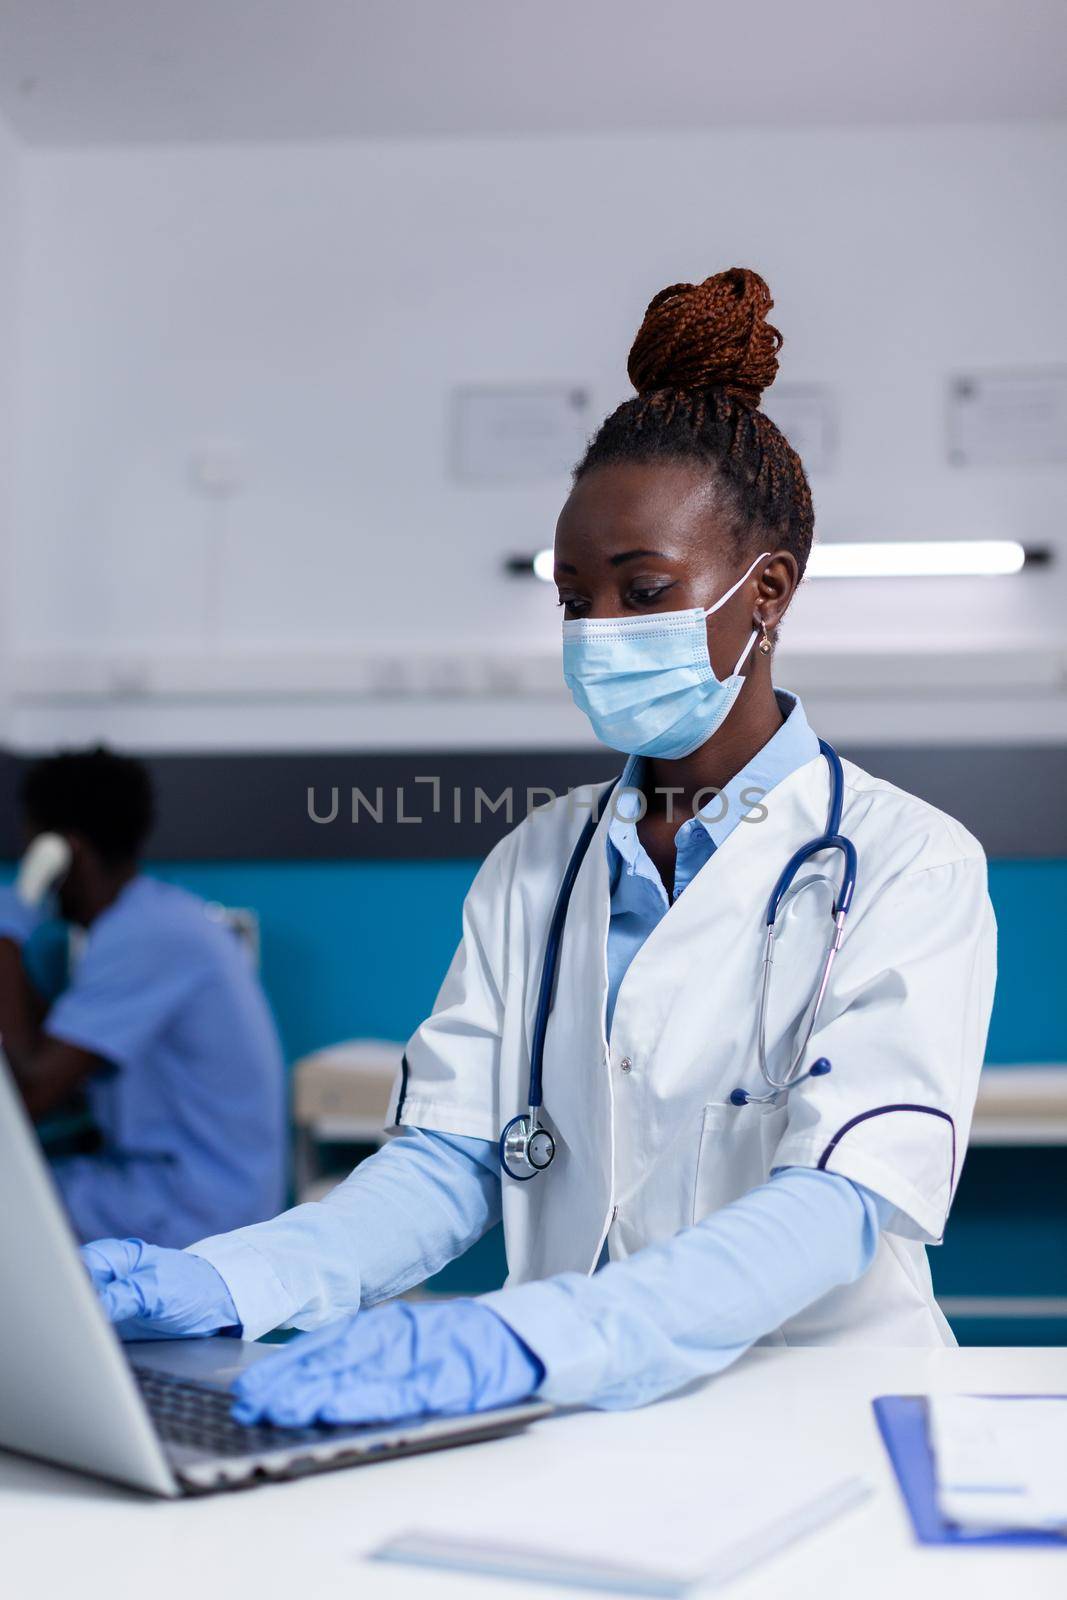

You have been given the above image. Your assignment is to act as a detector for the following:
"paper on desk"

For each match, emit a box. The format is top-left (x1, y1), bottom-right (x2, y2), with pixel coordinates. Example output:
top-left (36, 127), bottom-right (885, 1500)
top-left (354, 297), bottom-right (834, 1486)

top-left (370, 1433), bottom-right (872, 1595)
top-left (928, 1395), bottom-right (1067, 1535)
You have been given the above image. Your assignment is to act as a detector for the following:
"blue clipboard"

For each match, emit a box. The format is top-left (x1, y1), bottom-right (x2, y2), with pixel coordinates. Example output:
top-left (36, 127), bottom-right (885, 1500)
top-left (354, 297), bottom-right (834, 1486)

top-left (873, 1395), bottom-right (1066, 1547)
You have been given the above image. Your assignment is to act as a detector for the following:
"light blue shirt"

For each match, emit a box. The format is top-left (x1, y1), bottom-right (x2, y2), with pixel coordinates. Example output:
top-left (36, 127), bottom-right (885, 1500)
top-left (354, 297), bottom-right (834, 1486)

top-left (38, 877), bottom-right (286, 1247)
top-left (192, 694), bottom-right (890, 1405)
top-left (605, 689), bottom-right (820, 1033)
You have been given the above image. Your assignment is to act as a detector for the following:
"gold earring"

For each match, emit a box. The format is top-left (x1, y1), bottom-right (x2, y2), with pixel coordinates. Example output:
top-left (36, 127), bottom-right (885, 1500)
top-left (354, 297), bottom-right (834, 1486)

top-left (757, 619), bottom-right (772, 655)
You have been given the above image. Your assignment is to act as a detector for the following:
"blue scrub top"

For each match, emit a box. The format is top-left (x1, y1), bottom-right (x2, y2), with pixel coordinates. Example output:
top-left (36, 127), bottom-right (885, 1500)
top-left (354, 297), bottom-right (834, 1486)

top-left (45, 876), bottom-right (286, 1247)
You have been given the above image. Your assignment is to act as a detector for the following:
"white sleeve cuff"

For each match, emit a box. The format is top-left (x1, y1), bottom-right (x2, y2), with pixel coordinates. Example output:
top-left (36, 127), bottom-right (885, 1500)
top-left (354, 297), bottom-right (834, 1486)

top-left (480, 1278), bottom-right (610, 1407)
top-left (393, 1095), bottom-right (501, 1145)
top-left (186, 1234), bottom-right (297, 1344)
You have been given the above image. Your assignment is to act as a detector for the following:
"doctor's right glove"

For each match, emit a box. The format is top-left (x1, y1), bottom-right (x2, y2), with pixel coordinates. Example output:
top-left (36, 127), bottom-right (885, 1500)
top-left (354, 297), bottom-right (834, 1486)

top-left (229, 1301), bottom-right (544, 1427)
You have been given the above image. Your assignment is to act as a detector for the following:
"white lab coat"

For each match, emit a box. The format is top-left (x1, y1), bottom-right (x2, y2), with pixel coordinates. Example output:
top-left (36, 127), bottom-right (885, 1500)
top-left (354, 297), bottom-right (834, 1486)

top-left (389, 752), bottom-right (997, 1347)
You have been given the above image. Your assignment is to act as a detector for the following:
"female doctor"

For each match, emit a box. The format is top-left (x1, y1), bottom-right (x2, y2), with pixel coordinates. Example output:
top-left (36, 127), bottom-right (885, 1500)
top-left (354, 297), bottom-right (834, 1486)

top-left (85, 268), bottom-right (996, 1427)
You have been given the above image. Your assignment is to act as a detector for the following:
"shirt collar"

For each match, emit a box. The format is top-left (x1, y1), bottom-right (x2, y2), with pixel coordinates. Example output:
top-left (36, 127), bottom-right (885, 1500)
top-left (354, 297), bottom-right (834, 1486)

top-left (608, 690), bottom-right (820, 862)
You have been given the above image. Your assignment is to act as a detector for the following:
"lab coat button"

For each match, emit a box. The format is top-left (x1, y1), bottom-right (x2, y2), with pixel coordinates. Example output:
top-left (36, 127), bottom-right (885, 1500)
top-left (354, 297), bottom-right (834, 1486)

top-left (619, 1056), bottom-right (632, 1074)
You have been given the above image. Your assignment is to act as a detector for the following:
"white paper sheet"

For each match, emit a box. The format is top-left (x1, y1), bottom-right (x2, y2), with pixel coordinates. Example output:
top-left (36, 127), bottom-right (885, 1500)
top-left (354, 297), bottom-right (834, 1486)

top-left (928, 1394), bottom-right (1067, 1534)
top-left (370, 1442), bottom-right (872, 1595)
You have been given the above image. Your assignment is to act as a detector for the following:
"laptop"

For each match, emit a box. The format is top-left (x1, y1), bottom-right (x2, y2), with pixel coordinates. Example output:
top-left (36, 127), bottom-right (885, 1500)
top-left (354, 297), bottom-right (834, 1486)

top-left (0, 1053), bottom-right (549, 1496)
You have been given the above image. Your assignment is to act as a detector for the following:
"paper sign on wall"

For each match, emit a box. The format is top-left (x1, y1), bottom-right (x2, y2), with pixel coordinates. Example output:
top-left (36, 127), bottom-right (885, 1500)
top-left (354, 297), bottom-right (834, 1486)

top-left (451, 385), bottom-right (593, 483)
top-left (761, 384), bottom-right (835, 473)
top-left (948, 369), bottom-right (1067, 467)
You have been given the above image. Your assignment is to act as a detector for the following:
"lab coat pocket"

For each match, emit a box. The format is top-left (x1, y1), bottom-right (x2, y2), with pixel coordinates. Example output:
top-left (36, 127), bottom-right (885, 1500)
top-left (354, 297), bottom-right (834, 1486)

top-left (691, 1101), bottom-right (789, 1224)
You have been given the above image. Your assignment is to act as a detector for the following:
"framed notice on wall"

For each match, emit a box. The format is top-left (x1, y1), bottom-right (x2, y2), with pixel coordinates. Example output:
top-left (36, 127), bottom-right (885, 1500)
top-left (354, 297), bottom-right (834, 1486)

top-left (450, 385), bottom-right (593, 483)
top-left (948, 369), bottom-right (1067, 466)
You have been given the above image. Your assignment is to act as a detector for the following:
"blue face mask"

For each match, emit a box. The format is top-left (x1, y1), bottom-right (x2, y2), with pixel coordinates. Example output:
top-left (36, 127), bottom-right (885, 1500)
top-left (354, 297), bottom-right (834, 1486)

top-left (562, 551), bottom-right (770, 759)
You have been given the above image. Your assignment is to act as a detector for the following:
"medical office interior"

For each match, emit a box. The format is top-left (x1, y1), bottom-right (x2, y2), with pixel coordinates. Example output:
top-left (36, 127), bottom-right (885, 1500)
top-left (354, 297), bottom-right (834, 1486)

top-left (0, 0), bottom-right (1066, 1583)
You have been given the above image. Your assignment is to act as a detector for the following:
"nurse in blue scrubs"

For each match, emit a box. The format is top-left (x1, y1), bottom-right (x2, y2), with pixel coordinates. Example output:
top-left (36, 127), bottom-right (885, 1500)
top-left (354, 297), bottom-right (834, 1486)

top-left (0, 747), bottom-right (286, 1246)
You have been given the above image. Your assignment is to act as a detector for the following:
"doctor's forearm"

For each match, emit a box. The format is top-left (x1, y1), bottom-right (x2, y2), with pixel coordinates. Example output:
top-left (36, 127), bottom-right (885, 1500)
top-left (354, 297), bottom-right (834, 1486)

top-left (190, 1128), bottom-right (501, 1341)
top-left (482, 1167), bottom-right (886, 1410)
top-left (325, 1128), bottom-right (502, 1309)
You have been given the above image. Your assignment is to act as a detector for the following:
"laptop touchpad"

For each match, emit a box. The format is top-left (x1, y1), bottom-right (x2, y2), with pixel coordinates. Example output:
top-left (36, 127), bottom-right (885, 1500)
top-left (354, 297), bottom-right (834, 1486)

top-left (128, 1336), bottom-right (274, 1389)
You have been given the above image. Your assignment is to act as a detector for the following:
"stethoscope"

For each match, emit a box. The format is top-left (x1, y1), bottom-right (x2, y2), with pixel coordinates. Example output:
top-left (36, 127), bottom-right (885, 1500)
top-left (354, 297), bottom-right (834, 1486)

top-left (499, 740), bottom-right (857, 1180)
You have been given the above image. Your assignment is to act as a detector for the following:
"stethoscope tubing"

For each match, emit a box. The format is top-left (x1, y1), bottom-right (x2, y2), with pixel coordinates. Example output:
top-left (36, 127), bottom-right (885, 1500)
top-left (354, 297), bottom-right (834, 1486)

top-left (747, 741), bottom-right (854, 1102)
top-left (526, 780), bottom-right (618, 1112)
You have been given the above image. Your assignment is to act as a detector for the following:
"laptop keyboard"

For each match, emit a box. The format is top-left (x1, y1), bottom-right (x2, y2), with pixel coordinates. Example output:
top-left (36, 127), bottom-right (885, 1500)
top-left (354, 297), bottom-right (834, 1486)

top-left (135, 1366), bottom-right (345, 1457)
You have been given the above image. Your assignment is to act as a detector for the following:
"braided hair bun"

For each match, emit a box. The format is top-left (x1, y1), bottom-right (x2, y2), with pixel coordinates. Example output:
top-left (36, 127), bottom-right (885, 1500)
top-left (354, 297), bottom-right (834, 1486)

top-left (626, 267), bottom-right (782, 410)
top-left (576, 266), bottom-right (814, 576)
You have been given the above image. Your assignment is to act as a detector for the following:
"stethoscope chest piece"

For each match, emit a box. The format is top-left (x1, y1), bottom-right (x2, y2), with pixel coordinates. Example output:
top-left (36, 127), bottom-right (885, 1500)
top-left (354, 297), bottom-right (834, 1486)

top-left (500, 1112), bottom-right (557, 1181)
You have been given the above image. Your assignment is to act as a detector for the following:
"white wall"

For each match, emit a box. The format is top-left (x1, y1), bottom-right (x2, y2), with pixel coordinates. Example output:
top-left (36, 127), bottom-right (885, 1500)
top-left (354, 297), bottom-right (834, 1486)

top-left (10, 122), bottom-right (1067, 749)
top-left (0, 111), bottom-right (20, 745)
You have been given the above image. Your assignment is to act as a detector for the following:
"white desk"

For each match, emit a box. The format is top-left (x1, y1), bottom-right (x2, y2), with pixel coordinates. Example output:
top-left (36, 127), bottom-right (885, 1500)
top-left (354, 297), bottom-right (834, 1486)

top-left (2, 1347), bottom-right (1064, 1600)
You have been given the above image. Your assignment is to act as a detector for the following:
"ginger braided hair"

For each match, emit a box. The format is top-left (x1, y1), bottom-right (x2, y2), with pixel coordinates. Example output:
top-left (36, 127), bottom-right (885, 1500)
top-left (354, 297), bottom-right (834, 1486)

top-left (576, 267), bottom-right (815, 576)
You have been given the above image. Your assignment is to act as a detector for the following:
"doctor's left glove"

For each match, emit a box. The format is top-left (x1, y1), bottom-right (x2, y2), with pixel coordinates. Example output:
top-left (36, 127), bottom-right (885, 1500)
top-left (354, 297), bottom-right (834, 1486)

top-left (230, 1300), bottom-right (544, 1428)
top-left (81, 1238), bottom-right (241, 1341)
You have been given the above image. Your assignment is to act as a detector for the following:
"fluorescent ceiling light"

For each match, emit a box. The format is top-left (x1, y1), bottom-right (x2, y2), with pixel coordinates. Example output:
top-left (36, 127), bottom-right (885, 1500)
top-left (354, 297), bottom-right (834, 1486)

top-left (806, 540), bottom-right (1026, 578)
top-left (531, 548), bottom-right (556, 583)
top-left (525, 540), bottom-right (1031, 582)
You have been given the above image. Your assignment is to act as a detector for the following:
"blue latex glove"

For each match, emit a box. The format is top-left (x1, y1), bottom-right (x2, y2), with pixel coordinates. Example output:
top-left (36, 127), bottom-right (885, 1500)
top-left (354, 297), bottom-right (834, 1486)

top-left (81, 1238), bottom-right (241, 1340)
top-left (0, 886), bottom-right (45, 947)
top-left (231, 1300), bottom-right (543, 1427)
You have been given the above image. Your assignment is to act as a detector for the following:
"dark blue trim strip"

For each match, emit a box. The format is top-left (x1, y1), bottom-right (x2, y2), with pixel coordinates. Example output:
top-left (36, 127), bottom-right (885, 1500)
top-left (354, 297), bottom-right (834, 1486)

top-left (393, 1053), bottom-right (410, 1127)
top-left (817, 1102), bottom-right (957, 1190)
top-left (0, 745), bottom-right (1057, 861)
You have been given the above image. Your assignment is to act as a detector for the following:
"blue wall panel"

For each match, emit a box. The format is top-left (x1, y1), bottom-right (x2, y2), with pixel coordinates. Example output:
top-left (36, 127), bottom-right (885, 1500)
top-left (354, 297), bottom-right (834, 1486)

top-left (983, 861), bottom-right (1067, 1064)
top-left (144, 857), bottom-right (1067, 1068)
top-left (151, 859), bottom-right (478, 1063)
top-left (7, 854), bottom-right (1063, 1069)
